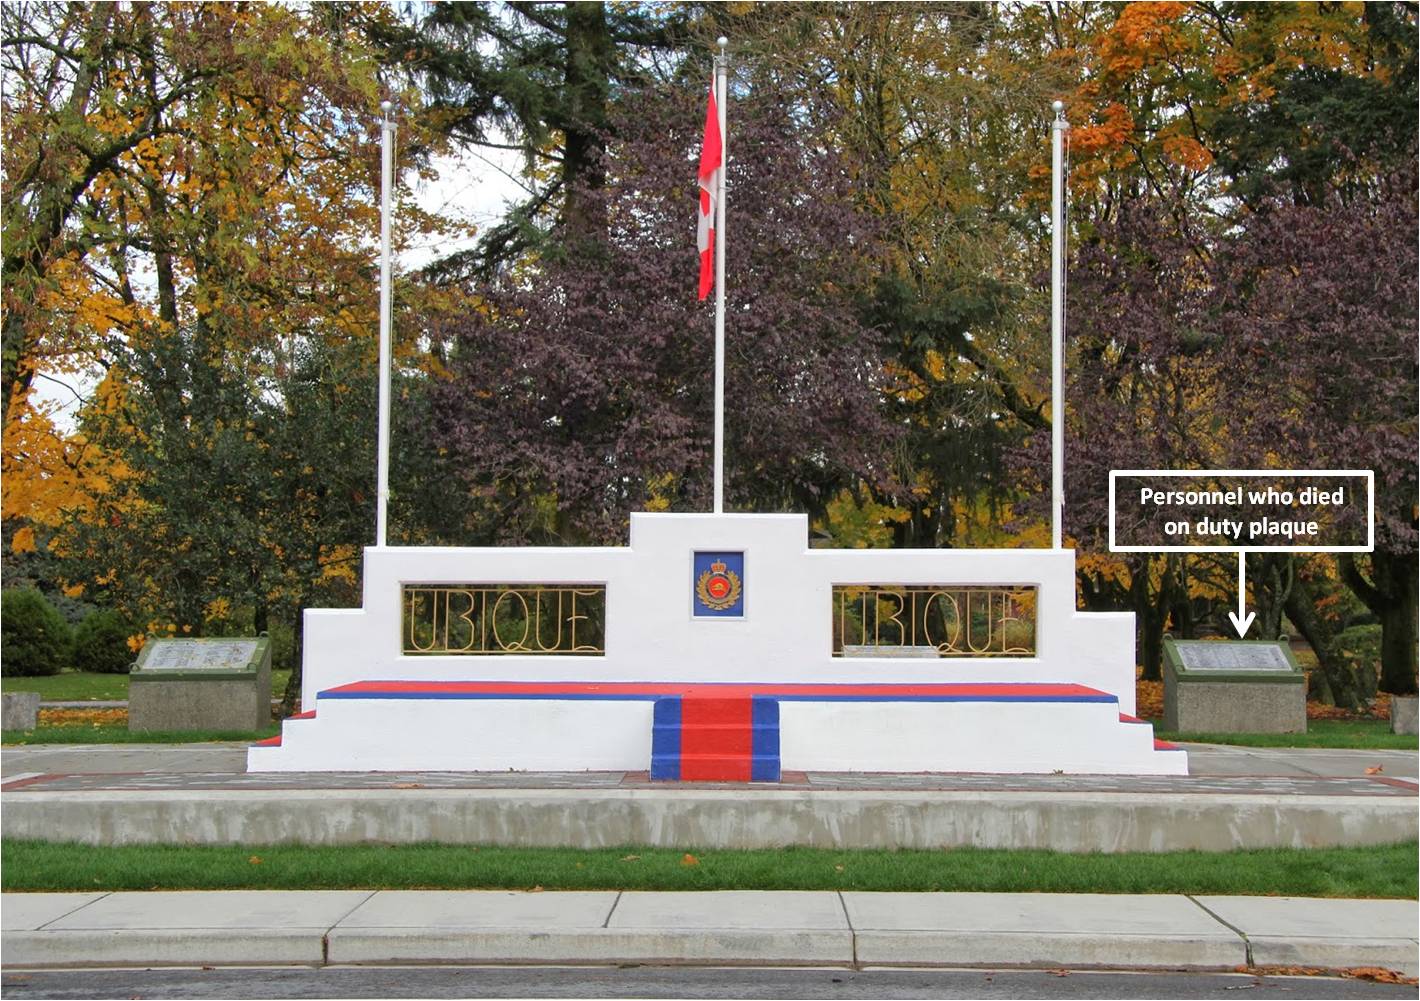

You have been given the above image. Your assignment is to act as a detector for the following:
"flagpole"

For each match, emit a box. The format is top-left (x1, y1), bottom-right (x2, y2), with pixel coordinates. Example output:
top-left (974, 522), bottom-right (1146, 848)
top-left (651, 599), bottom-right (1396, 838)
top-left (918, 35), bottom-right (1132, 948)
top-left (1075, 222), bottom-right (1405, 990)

top-left (1050, 100), bottom-right (1068, 550)
top-left (712, 37), bottom-right (728, 514)
top-left (376, 100), bottom-right (395, 547)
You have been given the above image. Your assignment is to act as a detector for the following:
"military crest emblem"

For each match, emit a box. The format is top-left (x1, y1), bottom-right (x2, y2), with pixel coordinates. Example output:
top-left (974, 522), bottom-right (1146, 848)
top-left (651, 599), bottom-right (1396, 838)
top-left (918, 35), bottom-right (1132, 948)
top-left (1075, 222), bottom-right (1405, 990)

top-left (692, 551), bottom-right (745, 617)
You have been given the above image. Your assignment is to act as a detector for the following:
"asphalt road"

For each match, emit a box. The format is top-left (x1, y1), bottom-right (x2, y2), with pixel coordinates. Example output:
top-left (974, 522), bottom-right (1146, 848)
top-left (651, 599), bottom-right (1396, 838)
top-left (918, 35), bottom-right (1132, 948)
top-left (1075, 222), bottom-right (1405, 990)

top-left (2, 966), bottom-right (1416, 1000)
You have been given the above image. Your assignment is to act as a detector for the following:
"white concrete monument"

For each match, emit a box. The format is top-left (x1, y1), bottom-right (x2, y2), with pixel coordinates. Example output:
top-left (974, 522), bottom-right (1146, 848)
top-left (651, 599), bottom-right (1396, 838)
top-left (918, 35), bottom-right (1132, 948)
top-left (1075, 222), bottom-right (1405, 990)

top-left (248, 513), bottom-right (1185, 776)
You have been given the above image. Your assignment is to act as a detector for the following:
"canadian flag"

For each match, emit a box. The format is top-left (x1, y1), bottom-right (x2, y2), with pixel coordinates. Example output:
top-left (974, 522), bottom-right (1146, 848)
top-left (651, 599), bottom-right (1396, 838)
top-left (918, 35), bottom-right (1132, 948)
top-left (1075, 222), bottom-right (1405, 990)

top-left (697, 79), bottom-right (722, 301)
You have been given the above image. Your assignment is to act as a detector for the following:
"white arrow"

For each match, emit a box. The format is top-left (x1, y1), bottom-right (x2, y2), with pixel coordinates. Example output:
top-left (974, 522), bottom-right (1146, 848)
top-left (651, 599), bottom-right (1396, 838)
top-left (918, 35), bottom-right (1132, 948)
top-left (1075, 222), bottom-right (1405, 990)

top-left (1228, 551), bottom-right (1256, 638)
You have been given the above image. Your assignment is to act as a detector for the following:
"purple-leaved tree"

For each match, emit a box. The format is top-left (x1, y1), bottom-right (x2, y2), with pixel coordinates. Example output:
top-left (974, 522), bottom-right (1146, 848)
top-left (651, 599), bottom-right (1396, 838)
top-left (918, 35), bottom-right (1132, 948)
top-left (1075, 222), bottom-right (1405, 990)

top-left (1211, 168), bottom-right (1418, 696)
top-left (430, 80), bottom-right (895, 544)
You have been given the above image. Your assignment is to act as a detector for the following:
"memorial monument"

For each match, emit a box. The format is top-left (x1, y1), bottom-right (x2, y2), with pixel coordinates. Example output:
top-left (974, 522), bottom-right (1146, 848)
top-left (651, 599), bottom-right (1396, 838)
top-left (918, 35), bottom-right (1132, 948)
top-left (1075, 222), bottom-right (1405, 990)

top-left (1162, 636), bottom-right (1306, 734)
top-left (250, 82), bottom-right (1186, 778)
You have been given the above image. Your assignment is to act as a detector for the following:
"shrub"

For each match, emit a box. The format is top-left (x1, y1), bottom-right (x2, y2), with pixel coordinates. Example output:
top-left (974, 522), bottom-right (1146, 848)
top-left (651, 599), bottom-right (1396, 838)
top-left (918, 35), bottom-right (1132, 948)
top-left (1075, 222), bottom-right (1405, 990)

top-left (1, 588), bottom-right (72, 677)
top-left (72, 609), bottom-right (135, 675)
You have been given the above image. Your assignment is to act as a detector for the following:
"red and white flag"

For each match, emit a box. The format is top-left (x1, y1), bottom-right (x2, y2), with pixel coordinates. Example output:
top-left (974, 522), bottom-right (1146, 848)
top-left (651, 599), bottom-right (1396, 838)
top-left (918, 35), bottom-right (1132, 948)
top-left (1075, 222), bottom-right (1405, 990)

top-left (697, 79), bottom-right (722, 301)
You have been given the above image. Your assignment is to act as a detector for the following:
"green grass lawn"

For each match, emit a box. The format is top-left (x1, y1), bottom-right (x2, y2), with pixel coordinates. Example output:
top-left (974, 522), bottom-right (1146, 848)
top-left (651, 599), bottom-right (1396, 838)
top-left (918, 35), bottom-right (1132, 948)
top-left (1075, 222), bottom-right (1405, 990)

top-left (1153, 718), bottom-right (1416, 750)
top-left (2, 840), bottom-right (1413, 897)
top-left (1, 668), bottom-right (293, 702)
top-left (1, 724), bottom-right (280, 744)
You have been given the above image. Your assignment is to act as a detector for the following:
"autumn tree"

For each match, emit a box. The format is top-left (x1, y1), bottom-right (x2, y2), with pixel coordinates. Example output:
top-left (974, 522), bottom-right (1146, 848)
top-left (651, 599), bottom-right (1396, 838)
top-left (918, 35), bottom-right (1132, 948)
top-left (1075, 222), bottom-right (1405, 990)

top-left (0, 2), bottom-right (462, 712)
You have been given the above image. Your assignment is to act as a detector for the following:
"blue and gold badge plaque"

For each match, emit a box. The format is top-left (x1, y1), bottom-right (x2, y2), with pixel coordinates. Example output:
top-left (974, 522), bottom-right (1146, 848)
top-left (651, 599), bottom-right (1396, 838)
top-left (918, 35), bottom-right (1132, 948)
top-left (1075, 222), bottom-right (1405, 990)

top-left (692, 551), bottom-right (745, 618)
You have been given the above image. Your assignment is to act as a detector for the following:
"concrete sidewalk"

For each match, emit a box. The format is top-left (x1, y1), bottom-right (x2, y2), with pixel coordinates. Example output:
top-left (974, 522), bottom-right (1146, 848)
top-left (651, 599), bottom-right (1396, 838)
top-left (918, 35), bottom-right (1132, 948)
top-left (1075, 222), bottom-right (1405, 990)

top-left (3, 890), bottom-right (1416, 976)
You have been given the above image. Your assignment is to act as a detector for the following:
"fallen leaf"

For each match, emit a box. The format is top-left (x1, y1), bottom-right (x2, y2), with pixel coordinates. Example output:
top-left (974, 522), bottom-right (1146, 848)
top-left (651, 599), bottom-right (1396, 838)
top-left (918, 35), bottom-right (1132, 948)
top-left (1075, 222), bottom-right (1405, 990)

top-left (681, 853), bottom-right (700, 867)
top-left (393, 782), bottom-right (423, 789)
top-left (1364, 765), bottom-right (1383, 775)
top-left (248, 856), bottom-right (262, 865)
top-left (620, 854), bottom-right (641, 862)
top-left (530, 885), bottom-right (544, 892)
top-left (1342, 966), bottom-right (1415, 985)
top-left (1048, 969), bottom-right (1070, 977)
top-left (834, 865), bottom-right (845, 873)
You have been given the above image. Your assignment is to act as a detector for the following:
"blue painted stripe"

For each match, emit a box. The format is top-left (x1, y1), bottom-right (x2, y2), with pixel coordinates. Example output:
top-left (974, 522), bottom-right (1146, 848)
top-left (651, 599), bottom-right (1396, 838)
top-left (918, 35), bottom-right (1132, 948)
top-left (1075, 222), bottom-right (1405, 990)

top-left (751, 697), bottom-right (779, 758)
top-left (750, 697), bottom-right (780, 782)
top-left (650, 697), bottom-right (681, 781)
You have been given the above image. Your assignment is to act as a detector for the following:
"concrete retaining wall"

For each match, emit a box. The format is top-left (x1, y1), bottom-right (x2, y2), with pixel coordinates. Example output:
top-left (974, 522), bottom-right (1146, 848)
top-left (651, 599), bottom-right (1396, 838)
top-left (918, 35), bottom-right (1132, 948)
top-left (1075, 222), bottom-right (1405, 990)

top-left (4, 787), bottom-right (1413, 853)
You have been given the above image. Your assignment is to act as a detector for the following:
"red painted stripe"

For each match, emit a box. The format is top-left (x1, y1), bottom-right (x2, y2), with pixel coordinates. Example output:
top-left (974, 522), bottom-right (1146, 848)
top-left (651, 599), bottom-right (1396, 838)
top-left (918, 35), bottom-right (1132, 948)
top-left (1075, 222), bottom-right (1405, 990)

top-left (679, 754), bottom-right (752, 781)
top-left (326, 680), bottom-right (1109, 699)
top-left (1154, 738), bottom-right (1181, 751)
top-left (252, 735), bottom-right (282, 747)
top-left (680, 696), bottom-right (752, 781)
top-left (291, 711), bottom-right (316, 720)
top-left (1119, 713), bottom-right (1144, 723)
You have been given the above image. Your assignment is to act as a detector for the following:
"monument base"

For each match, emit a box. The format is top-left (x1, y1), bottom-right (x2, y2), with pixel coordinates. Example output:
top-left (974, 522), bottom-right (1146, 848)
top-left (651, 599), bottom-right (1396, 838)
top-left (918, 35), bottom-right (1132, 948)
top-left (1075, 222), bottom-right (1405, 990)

top-left (248, 680), bottom-right (1186, 776)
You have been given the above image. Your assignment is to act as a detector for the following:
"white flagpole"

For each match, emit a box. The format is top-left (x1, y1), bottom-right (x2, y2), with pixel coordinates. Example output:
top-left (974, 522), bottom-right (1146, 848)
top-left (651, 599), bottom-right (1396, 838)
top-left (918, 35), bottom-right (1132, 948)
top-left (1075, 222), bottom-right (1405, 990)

top-left (376, 100), bottom-right (396, 547)
top-left (1050, 100), bottom-right (1068, 550)
top-left (713, 38), bottom-right (728, 514)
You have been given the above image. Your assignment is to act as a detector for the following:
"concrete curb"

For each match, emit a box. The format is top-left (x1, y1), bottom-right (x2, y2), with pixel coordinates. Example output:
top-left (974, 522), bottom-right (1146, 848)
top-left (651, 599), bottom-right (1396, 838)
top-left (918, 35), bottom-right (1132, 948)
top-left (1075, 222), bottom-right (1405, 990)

top-left (3, 928), bottom-right (326, 967)
top-left (4, 786), bottom-right (1415, 852)
top-left (3, 891), bottom-right (1415, 976)
top-left (324, 929), bottom-right (856, 966)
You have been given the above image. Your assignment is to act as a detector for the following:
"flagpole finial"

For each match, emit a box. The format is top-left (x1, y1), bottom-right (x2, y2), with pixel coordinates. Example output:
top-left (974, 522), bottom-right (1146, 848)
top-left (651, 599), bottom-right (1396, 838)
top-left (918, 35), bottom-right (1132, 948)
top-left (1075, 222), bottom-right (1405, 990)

top-left (717, 35), bottom-right (728, 47)
top-left (1051, 99), bottom-right (1065, 122)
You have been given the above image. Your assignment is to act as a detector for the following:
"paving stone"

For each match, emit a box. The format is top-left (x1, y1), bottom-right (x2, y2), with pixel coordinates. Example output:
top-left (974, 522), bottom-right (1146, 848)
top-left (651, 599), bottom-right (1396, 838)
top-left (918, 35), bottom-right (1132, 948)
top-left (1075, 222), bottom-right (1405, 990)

top-left (337, 890), bottom-right (617, 929)
top-left (326, 890), bottom-right (852, 965)
top-left (843, 892), bottom-right (1246, 969)
top-left (0, 893), bottom-right (107, 931)
top-left (1194, 896), bottom-right (1419, 976)
top-left (7, 891), bottom-right (373, 967)
top-left (611, 891), bottom-right (849, 931)
top-left (326, 890), bottom-right (621, 964)
top-left (43, 889), bottom-right (374, 931)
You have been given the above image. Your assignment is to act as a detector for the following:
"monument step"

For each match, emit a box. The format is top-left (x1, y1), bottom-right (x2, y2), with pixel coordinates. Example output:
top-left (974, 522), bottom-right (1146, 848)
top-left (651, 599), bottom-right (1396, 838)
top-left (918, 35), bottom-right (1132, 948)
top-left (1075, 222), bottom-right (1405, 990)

top-left (249, 680), bottom-right (1185, 776)
top-left (650, 694), bottom-right (780, 783)
top-left (651, 753), bottom-right (781, 782)
top-left (311, 680), bottom-right (1121, 702)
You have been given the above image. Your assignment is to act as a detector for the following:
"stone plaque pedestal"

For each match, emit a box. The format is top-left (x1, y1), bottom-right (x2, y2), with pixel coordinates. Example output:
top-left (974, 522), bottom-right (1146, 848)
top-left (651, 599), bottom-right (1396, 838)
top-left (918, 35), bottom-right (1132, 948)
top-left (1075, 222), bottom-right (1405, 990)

top-left (1392, 696), bottom-right (1418, 736)
top-left (2, 691), bottom-right (40, 731)
top-left (1162, 637), bottom-right (1306, 734)
top-left (129, 638), bottom-right (272, 732)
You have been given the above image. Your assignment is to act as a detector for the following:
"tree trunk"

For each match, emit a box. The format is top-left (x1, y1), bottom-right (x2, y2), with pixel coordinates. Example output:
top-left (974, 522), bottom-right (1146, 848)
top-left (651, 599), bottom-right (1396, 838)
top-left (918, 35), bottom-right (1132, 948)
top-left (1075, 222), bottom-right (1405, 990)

top-left (560, 1), bottom-right (611, 246)
top-left (1376, 552), bottom-right (1419, 695)
top-left (279, 597), bottom-right (307, 719)
top-left (1133, 556), bottom-right (1171, 681)
top-left (1340, 552), bottom-right (1419, 696)
top-left (1284, 572), bottom-right (1364, 710)
top-left (1253, 552), bottom-right (1294, 642)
